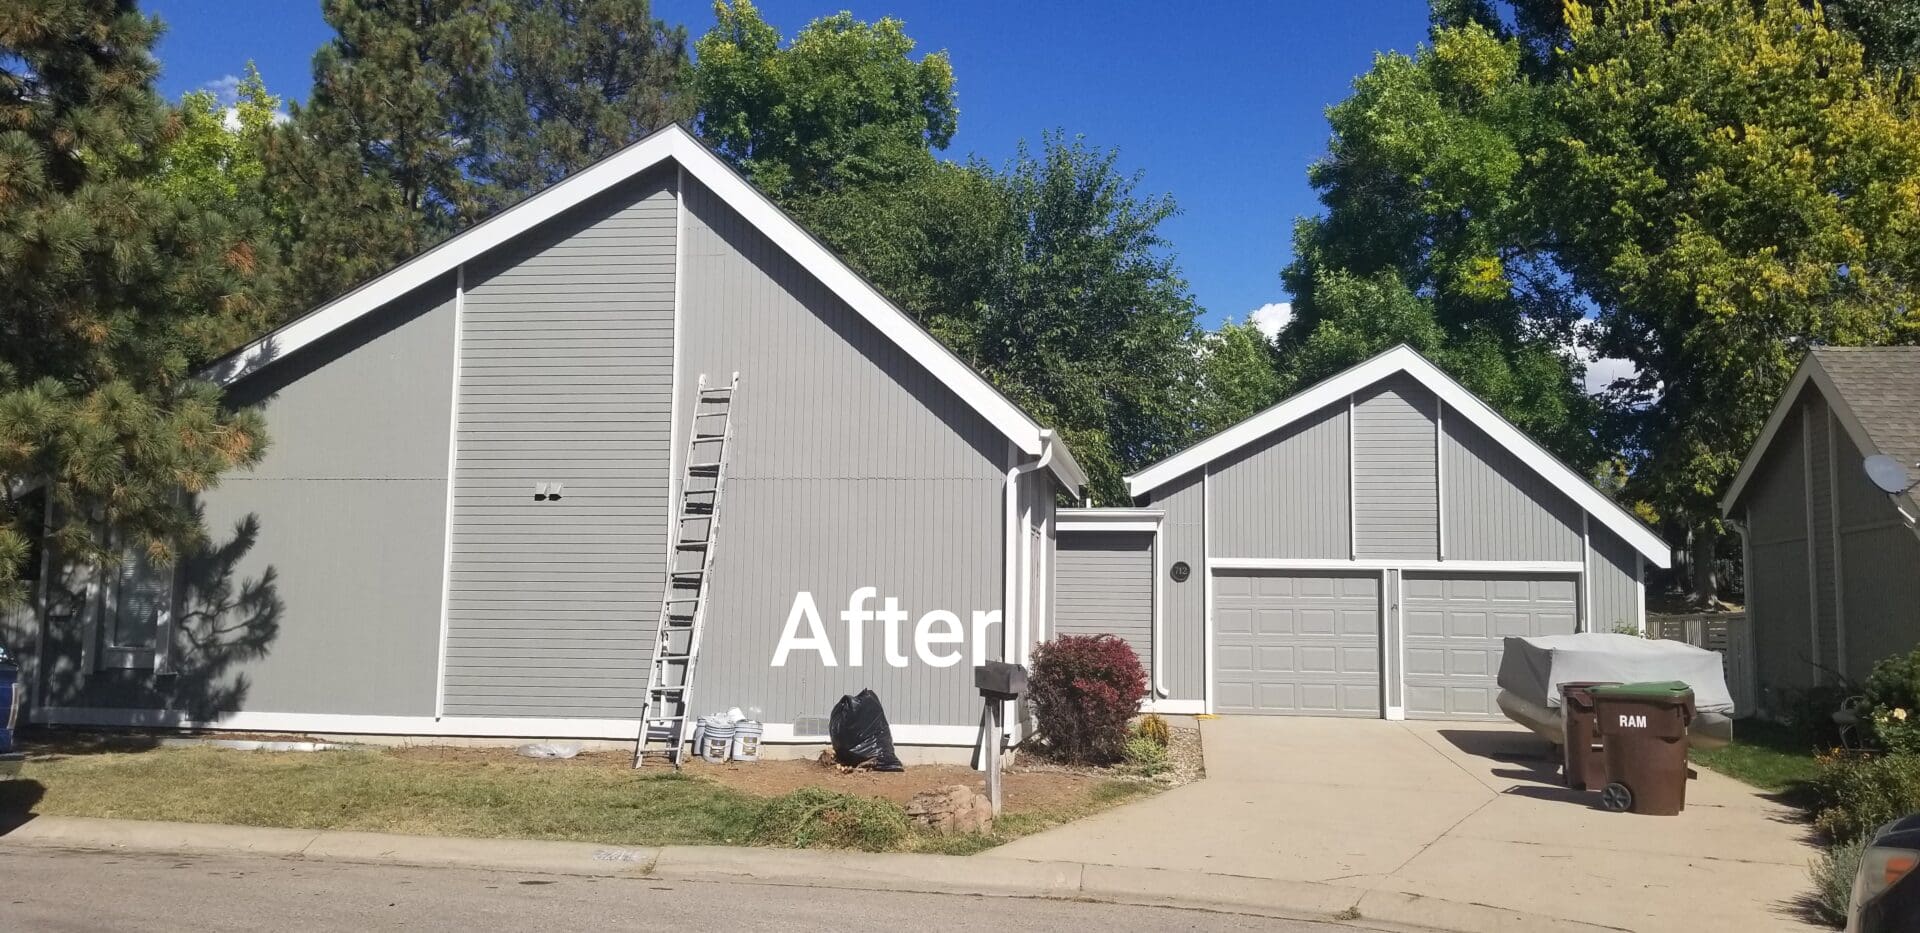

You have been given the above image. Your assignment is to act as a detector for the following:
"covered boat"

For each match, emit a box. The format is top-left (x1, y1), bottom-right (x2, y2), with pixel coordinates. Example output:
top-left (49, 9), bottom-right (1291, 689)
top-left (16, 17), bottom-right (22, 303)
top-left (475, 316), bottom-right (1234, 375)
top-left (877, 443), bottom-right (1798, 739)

top-left (1496, 633), bottom-right (1735, 750)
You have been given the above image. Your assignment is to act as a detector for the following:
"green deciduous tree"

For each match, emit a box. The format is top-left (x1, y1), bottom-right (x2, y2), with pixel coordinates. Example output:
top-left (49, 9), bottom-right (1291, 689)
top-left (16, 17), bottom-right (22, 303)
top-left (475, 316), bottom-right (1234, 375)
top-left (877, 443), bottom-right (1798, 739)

top-left (157, 62), bottom-right (279, 209)
top-left (1193, 322), bottom-right (1287, 437)
top-left (692, 0), bottom-right (956, 201)
top-left (804, 137), bottom-right (1204, 502)
top-left (1546, 0), bottom-right (1920, 601)
top-left (0, 1), bottom-right (275, 606)
top-left (1282, 24), bottom-right (1598, 465)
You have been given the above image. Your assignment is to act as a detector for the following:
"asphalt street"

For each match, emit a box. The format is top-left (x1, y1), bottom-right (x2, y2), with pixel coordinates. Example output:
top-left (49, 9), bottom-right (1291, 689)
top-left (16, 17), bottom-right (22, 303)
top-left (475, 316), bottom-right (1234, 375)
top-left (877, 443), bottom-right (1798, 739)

top-left (0, 846), bottom-right (1355, 932)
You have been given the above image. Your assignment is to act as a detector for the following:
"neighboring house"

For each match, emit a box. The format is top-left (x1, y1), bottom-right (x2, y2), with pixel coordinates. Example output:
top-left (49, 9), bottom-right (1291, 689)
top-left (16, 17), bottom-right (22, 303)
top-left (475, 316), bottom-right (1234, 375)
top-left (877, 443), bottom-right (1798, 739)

top-left (1720, 348), bottom-right (1920, 706)
top-left (1054, 347), bottom-right (1670, 720)
top-left (12, 125), bottom-right (1085, 749)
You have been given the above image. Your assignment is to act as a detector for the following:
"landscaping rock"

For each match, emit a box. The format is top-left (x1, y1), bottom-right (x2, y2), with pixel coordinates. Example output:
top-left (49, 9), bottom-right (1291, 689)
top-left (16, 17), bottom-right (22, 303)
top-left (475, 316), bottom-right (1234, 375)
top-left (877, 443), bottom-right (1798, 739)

top-left (905, 784), bottom-right (994, 835)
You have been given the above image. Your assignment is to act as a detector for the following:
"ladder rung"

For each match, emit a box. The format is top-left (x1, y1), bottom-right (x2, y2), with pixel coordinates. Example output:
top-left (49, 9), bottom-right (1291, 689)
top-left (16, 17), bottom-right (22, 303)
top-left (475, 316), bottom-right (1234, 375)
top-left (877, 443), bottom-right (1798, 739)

top-left (650, 684), bottom-right (686, 692)
top-left (664, 597), bottom-right (700, 604)
top-left (693, 432), bottom-right (727, 440)
top-left (687, 462), bottom-right (722, 472)
top-left (655, 654), bottom-right (692, 662)
top-left (699, 387), bottom-right (735, 395)
top-left (675, 541), bottom-right (708, 550)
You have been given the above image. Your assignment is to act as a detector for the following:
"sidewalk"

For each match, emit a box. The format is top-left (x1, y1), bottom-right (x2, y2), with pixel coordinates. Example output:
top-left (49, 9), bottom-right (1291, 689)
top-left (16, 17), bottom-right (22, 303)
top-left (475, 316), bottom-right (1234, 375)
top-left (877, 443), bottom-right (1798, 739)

top-left (0, 814), bottom-right (1615, 933)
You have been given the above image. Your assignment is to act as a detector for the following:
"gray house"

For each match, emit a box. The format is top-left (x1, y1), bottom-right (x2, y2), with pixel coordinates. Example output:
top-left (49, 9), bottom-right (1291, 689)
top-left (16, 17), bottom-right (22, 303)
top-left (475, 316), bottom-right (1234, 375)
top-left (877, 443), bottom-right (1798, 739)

top-left (1055, 347), bottom-right (1670, 719)
top-left (8, 125), bottom-right (1084, 748)
top-left (1721, 348), bottom-right (1920, 704)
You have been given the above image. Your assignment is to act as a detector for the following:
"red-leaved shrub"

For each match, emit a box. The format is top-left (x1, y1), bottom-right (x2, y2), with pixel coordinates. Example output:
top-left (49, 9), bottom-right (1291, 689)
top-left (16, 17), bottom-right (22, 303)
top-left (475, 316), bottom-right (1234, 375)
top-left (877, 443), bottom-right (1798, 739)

top-left (1029, 634), bottom-right (1147, 764)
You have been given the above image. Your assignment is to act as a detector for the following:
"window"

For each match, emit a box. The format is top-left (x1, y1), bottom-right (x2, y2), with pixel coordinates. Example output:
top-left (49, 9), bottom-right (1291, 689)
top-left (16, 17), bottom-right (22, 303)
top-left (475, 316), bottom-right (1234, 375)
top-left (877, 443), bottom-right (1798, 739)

top-left (97, 537), bottom-right (173, 671)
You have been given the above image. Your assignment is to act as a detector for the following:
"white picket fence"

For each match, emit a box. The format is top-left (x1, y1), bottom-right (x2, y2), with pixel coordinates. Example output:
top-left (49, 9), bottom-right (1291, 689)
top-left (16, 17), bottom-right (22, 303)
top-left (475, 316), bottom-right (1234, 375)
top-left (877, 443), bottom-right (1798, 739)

top-left (1652, 613), bottom-right (1758, 717)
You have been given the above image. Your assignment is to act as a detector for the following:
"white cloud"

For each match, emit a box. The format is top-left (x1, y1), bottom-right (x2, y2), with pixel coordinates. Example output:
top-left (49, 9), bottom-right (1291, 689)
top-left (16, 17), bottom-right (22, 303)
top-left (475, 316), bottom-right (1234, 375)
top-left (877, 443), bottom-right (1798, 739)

top-left (201, 74), bottom-right (243, 106)
top-left (1566, 321), bottom-right (1642, 396)
top-left (1248, 302), bottom-right (1293, 341)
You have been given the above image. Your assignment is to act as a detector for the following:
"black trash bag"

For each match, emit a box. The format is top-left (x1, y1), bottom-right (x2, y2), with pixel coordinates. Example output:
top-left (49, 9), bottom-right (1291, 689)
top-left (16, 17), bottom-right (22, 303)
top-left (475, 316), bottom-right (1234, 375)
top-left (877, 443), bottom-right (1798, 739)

top-left (829, 689), bottom-right (904, 772)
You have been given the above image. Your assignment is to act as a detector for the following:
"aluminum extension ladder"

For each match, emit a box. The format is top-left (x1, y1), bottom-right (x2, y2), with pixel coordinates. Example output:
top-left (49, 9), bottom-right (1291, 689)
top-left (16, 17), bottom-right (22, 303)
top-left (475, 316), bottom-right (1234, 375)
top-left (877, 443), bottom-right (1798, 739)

top-left (633, 373), bottom-right (738, 768)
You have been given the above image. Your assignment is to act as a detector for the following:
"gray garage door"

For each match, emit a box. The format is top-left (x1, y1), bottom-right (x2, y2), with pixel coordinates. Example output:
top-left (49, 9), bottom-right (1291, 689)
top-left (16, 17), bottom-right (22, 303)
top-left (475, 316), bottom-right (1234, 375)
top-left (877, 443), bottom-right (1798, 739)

top-left (1053, 531), bottom-right (1154, 669)
top-left (1214, 571), bottom-right (1381, 716)
top-left (1402, 573), bottom-right (1579, 719)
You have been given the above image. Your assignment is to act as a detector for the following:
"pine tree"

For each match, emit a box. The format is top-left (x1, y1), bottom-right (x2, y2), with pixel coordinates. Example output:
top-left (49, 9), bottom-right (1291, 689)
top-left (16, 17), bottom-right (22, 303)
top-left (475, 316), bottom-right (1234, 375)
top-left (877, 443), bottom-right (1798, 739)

top-left (470, 0), bottom-right (692, 216)
top-left (0, 1), bottom-right (275, 606)
top-left (263, 0), bottom-right (504, 315)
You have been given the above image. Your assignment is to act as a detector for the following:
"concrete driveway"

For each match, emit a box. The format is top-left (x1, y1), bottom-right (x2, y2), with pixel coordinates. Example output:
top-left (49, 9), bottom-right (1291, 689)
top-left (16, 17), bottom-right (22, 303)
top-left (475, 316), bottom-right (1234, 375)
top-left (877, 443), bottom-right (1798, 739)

top-left (992, 717), bottom-right (1823, 932)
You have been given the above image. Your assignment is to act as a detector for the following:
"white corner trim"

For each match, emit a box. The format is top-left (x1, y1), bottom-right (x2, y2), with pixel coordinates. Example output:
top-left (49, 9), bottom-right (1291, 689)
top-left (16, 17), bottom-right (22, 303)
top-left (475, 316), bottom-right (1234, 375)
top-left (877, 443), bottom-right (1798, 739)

top-left (196, 125), bottom-right (1084, 492)
top-left (1202, 465), bottom-right (1216, 715)
top-left (1382, 567), bottom-right (1401, 720)
top-left (30, 707), bottom-right (982, 746)
top-left (1634, 556), bottom-right (1647, 636)
top-left (432, 265), bottom-right (466, 719)
top-left (1347, 393), bottom-right (1358, 561)
top-left (1125, 345), bottom-right (1669, 567)
top-left (1435, 402), bottom-right (1446, 560)
top-left (1153, 518), bottom-right (1167, 699)
top-left (1580, 512), bottom-right (1593, 633)
top-left (1207, 557), bottom-right (1586, 574)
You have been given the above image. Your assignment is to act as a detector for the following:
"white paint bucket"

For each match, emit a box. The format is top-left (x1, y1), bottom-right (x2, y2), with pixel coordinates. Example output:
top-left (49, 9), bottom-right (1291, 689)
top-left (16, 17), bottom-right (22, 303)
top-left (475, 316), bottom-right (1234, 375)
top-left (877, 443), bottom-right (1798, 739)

top-left (731, 720), bottom-right (763, 762)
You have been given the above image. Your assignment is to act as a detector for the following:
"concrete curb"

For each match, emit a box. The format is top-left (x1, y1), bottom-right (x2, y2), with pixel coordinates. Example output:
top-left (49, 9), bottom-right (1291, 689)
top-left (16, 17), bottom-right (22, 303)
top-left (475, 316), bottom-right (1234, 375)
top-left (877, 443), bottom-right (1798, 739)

top-left (0, 816), bottom-right (1618, 932)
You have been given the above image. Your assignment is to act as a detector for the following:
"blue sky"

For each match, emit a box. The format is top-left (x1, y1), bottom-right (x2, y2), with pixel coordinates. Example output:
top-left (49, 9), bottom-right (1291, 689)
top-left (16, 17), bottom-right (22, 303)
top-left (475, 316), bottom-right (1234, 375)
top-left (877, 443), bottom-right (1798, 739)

top-left (147, 0), bottom-right (1436, 331)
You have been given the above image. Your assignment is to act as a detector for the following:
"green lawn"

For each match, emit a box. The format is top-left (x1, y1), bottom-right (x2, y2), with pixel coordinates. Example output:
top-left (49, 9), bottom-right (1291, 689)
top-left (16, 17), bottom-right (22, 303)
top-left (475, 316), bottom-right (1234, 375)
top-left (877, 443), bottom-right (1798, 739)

top-left (1690, 719), bottom-right (1824, 793)
top-left (0, 743), bottom-right (1157, 854)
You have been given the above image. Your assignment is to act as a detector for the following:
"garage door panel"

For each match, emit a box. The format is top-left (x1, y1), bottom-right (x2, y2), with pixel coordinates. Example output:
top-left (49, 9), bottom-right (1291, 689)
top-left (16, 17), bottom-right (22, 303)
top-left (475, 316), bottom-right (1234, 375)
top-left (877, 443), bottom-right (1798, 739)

top-left (1403, 573), bottom-right (1578, 720)
top-left (1214, 571), bottom-right (1381, 717)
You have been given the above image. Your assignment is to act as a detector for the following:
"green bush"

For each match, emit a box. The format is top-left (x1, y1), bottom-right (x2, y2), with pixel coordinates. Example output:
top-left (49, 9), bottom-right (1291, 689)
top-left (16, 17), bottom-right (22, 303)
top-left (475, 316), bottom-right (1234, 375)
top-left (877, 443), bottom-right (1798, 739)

top-left (1809, 837), bottom-right (1866, 927)
top-left (1811, 752), bottom-right (1920, 842)
top-left (1864, 647), bottom-right (1920, 754)
top-left (1122, 736), bottom-right (1169, 776)
top-left (748, 787), bottom-right (911, 852)
top-left (1134, 713), bottom-right (1171, 748)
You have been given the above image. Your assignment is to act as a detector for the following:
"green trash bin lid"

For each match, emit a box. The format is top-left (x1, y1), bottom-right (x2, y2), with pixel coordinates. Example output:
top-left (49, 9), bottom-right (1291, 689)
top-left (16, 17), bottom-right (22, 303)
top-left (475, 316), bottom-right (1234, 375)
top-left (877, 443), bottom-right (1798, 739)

top-left (1589, 681), bottom-right (1693, 699)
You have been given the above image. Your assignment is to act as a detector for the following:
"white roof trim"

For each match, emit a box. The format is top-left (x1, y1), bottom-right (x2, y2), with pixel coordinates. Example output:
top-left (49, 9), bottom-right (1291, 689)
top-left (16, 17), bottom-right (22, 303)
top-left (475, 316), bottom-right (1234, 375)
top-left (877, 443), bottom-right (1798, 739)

top-left (200, 125), bottom-right (1085, 492)
top-left (1720, 355), bottom-right (1915, 519)
top-left (1125, 345), bottom-right (1670, 567)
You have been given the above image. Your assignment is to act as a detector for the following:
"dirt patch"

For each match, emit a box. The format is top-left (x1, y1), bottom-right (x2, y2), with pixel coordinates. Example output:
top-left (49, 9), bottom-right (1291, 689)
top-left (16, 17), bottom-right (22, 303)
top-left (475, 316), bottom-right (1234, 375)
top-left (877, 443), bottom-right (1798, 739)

top-left (385, 743), bottom-right (1103, 815)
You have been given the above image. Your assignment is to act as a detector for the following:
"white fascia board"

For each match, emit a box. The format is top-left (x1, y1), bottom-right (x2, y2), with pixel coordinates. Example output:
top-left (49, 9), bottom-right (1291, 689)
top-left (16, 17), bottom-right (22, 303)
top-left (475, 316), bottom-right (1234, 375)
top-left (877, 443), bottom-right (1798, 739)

top-left (1208, 557), bottom-right (1586, 574)
top-left (1057, 507), bottom-right (1164, 521)
top-left (198, 125), bottom-right (1083, 491)
top-left (1127, 344), bottom-right (1672, 568)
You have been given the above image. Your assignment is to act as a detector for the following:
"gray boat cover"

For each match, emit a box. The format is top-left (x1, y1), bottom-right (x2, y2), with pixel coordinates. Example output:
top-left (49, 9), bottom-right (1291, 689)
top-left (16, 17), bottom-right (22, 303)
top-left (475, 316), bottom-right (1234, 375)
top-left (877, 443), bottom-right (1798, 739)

top-left (1496, 633), bottom-right (1735, 714)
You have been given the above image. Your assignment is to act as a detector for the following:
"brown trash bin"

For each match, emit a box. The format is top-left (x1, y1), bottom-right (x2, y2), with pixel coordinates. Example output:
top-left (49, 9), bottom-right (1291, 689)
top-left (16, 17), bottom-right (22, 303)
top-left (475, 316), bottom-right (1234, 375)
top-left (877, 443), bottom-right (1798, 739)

top-left (1592, 682), bottom-right (1696, 815)
top-left (1559, 682), bottom-right (1617, 791)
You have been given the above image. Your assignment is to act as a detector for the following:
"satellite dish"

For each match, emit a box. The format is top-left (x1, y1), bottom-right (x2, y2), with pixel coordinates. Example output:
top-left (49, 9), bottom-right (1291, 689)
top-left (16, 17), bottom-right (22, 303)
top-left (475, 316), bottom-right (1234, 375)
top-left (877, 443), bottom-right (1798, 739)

top-left (1864, 454), bottom-right (1917, 495)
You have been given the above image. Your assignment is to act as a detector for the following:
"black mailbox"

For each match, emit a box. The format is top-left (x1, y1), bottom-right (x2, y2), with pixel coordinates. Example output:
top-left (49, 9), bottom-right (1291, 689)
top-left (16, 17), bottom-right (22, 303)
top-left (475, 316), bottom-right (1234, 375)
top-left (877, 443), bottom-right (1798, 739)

top-left (976, 661), bottom-right (1028, 700)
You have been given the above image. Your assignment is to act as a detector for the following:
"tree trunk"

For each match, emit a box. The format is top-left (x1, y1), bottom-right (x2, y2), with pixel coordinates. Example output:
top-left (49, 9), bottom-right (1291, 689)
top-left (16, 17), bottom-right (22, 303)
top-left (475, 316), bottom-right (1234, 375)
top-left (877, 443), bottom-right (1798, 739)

top-left (1689, 524), bottom-right (1721, 608)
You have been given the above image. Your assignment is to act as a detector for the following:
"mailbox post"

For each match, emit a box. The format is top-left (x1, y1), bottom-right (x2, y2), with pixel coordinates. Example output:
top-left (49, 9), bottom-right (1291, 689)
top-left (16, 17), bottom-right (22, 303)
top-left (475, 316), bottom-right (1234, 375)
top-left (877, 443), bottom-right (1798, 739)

top-left (972, 660), bottom-right (1028, 816)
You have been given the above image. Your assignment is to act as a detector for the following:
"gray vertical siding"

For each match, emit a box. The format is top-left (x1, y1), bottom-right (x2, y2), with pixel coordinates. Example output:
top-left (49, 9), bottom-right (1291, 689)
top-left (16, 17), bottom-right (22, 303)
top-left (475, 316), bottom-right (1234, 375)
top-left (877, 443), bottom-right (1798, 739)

top-left (39, 282), bottom-right (457, 717)
top-left (1053, 531), bottom-right (1154, 669)
top-left (441, 169), bottom-right (678, 719)
top-left (1353, 376), bottom-right (1439, 560)
top-left (1586, 525), bottom-right (1641, 634)
top-left (1837, 427), bottom-right (1920, 677)
top-left (1209, 401), bottom-right (1349, 558)
top-left (1746, 401), bottom-right (1817, 696)
top-left (1806, 396), bottom-right (1842, 677)
top-left (676, 174), bottom-right (1010, 730)
top-left (1441, 408), bottom-right (1583, 562)
top-left (1833, 417), bottom-right (1920, 680)
top-left (1143, 470), bottom-right (1206, 701)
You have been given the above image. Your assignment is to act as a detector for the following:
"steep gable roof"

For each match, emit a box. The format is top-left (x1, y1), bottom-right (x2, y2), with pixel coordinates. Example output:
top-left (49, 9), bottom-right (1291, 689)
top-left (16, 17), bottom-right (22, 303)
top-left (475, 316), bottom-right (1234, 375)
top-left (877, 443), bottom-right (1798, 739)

top-left (1721, 347), bottom-right (1920, 519)
top-left (200, 124), bottom-right (1085, 491)
top-left (1126, 344), bottom-right (1670, 565)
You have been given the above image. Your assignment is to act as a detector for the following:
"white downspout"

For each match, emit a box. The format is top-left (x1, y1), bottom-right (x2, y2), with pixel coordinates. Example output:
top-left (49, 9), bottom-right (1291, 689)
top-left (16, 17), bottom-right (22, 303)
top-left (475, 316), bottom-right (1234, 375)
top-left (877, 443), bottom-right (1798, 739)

top-left (1003, 432), bottom-right (1057, 744)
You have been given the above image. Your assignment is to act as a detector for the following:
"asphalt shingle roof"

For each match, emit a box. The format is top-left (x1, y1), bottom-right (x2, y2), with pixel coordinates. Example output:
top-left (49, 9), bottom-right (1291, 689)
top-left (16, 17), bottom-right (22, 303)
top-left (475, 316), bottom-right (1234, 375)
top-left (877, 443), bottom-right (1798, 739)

top-left (1812, 347), bottom-right (1920, 473)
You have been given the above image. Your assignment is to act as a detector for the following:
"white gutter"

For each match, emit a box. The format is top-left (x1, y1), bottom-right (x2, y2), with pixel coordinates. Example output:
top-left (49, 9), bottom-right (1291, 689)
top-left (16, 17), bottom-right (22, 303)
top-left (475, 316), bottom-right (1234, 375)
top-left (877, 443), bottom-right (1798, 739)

top-left (1003, 432), bottom-right (1057, 744)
